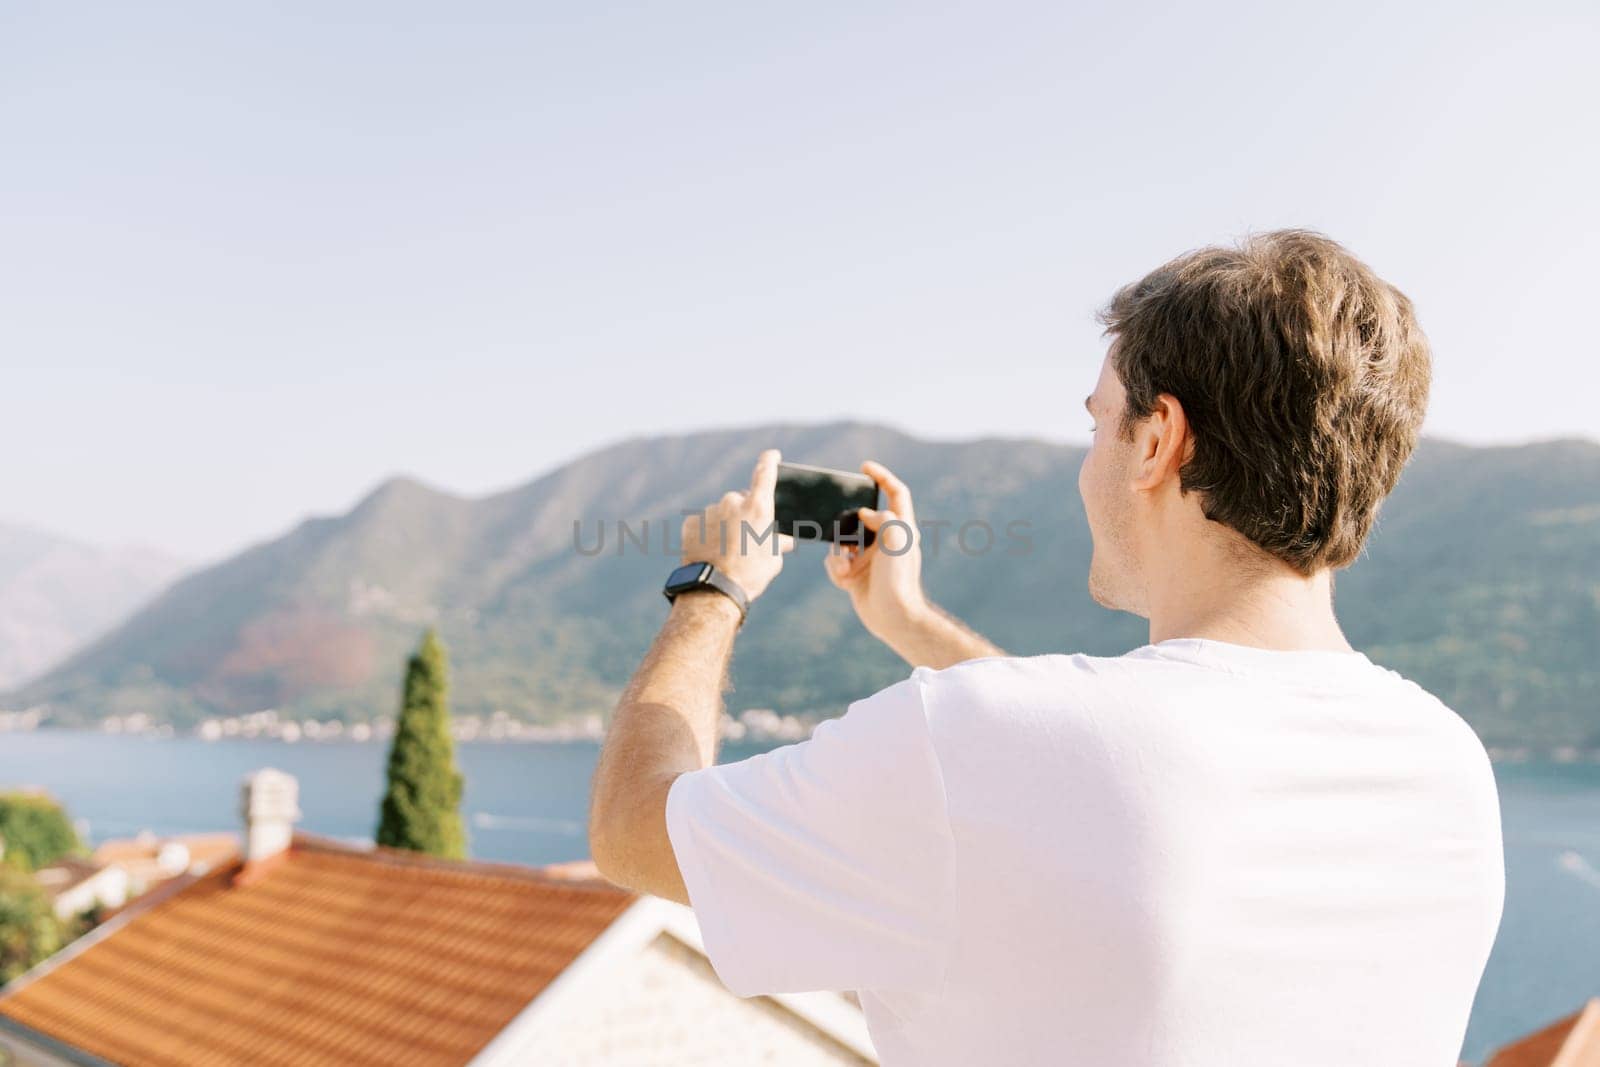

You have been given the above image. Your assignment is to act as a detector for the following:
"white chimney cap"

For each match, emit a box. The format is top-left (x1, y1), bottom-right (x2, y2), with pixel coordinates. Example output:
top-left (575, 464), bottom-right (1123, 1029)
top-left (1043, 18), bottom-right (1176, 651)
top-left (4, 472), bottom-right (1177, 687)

top-left (239, 768), bottom-right (301, 864)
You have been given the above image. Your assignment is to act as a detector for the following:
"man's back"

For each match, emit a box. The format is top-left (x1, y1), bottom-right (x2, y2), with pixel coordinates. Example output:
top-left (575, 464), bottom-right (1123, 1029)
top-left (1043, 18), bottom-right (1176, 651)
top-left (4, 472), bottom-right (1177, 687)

top-left (598, 233), bottom-right (1498, 1065)
top-left (666, 640), bottom-right (1505, 1066)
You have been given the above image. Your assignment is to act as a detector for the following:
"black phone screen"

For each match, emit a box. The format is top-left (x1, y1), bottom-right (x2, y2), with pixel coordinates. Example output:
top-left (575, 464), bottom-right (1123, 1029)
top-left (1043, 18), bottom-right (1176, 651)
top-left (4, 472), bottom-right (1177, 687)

top-left (774, 463), bottom-right (880, 546)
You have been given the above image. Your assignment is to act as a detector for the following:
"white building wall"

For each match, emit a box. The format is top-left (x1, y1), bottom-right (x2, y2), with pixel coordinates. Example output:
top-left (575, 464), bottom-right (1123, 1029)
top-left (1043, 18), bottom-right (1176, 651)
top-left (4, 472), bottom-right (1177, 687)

top-left (49, 868), bottom-right (128, 922)
top-left (0, 1025), bottom-right (94, 1067)
top-left (530, 933), bottom-right (872, 1066)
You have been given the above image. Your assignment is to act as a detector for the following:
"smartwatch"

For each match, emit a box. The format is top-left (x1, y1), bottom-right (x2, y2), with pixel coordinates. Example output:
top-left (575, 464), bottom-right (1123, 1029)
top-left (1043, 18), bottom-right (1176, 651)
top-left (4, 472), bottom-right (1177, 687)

top-left (663, 562), bottom-right (749, 623)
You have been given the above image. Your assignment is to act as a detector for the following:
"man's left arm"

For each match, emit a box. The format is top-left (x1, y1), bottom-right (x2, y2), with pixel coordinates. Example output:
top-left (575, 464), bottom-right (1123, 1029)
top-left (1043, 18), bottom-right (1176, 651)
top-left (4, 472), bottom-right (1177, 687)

top-left (587, 449), bottom-right (789, 903)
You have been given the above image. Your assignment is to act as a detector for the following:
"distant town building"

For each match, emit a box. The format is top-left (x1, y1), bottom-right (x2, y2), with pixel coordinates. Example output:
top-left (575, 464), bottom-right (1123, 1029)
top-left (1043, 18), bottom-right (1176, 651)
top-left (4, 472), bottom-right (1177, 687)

top-left (1485, 998), bottom-right (1600, 1066)
top-left (27, 858), bottom-right (127, 922)
top-left (91, 830), bottom-right (238, 897)
top-left (0, 769), bottom-right (876, 1066)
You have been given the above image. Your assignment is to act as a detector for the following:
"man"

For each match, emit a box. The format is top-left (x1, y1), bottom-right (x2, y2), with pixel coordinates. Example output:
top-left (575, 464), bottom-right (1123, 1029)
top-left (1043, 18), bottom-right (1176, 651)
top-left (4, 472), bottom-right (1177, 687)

top-left (588, 231), bottom-right (1504, 1066)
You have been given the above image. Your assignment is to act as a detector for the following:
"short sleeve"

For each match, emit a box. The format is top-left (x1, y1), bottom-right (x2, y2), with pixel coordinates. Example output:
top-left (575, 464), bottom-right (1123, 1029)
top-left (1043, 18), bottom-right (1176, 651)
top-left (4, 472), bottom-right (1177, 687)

top-left (665, 671), bottom-right (957, 999)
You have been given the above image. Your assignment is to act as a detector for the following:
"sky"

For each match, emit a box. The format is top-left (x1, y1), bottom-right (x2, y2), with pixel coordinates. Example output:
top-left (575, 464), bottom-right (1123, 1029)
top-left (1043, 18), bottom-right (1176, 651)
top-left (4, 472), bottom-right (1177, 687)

top-left (3, 0), bottom-right (1597, 563)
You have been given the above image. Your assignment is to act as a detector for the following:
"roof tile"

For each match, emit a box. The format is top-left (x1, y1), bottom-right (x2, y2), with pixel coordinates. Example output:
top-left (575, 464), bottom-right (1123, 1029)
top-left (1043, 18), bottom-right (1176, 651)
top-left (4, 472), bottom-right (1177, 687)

top-left (0, 834), bottom-right (634, 1066)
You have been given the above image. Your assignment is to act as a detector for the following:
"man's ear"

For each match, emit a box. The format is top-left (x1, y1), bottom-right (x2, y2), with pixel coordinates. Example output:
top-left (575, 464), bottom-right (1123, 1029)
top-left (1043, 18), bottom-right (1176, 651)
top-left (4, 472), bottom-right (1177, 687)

top-left (1131, 393), bottom-right (1191, 492)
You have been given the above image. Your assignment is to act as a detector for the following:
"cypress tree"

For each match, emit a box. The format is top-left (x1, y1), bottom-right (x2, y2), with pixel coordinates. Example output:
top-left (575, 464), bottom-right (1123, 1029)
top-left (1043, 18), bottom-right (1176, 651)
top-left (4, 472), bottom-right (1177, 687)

top-left (376, 629), bottom-right (467, 858)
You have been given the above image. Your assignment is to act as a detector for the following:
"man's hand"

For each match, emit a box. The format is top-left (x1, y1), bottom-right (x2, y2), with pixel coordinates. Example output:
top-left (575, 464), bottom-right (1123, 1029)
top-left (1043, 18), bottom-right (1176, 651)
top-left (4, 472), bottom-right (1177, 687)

top-left (591, 449), bottom-right (794, 903)
top-left (681, 449), bottom-right (794, 600)
top-left (824, 460), bottom-right (1007, 671)
top-left (823, 460), bottom-right (932, 640)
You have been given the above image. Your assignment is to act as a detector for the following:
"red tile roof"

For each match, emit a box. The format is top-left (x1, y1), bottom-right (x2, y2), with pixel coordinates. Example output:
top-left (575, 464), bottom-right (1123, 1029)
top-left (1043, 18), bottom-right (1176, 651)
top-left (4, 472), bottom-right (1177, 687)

top-left (0, 834), bottom-right (634, 1067)
top-left (1486, 998), bottom-right (1600, 1067)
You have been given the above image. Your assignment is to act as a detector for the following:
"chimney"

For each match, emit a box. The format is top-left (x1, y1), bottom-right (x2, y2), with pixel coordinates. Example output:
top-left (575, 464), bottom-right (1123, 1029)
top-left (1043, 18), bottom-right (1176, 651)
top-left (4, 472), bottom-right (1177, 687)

top-left (239, 768), bottom-right (301, 865)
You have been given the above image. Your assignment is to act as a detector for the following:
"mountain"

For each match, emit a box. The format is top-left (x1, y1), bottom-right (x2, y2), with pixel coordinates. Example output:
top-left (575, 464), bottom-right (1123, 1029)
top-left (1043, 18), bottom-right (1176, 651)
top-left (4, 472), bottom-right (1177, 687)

top-left (0, 524), bottom-right (187, 691)
top-left (8, 425), bottom-right (1599, 747)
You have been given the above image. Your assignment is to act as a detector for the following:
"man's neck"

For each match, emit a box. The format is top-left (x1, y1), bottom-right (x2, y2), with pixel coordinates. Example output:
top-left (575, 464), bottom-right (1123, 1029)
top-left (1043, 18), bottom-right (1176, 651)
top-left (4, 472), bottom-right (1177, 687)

top-left (1144, 543), bottom-right (1353, 653)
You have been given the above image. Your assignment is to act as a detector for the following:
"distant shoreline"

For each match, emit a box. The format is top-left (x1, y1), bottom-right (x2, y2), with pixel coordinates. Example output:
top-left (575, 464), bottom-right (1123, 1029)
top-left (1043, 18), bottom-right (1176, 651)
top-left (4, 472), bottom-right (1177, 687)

top-left (0, 719), bottom-right (1595, 765)
top-left (0, 711), bottom-right (812, 747)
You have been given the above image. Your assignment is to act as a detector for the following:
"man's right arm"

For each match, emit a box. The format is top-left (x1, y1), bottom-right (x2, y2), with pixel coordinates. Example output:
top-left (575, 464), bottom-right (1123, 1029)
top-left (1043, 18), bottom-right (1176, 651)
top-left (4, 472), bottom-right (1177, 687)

top-left (824, 460), bottom-right (1006, 671)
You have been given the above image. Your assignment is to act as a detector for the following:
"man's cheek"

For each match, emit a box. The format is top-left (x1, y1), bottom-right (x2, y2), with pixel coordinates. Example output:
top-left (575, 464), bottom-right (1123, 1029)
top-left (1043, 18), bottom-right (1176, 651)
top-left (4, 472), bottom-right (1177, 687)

top-left (1079, 455), bottom-right (1103, 520)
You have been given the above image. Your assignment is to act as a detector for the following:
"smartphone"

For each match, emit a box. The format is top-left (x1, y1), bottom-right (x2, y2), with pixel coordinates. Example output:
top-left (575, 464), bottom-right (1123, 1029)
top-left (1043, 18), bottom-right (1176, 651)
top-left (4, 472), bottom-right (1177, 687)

top-left (775, 462), bottom-right (880, 546)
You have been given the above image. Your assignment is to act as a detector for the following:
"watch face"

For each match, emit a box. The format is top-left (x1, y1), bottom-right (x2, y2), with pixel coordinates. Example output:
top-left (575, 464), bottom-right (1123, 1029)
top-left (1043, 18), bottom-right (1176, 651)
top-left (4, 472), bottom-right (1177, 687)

top-left (667, 562), bottom-right (711, 590)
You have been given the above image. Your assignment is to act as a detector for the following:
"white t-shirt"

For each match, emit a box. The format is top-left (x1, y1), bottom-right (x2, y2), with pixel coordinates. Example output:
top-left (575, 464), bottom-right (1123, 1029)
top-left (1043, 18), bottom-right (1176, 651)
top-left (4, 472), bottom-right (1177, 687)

top-left (665, 639), bottom-right (1505, 1066)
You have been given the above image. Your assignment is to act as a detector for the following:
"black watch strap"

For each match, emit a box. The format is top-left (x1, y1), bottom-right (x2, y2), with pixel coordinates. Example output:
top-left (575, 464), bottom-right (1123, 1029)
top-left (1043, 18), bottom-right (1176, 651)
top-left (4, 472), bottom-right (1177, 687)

top-left (663, 562), bottom-right (749, 623)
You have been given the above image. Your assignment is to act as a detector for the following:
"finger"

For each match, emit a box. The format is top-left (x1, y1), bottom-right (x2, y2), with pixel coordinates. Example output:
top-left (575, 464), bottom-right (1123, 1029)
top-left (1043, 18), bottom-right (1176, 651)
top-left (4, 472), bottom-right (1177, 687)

top-left (856, 506), bottom-right (896, 532)
top-left (823, 547), bottom-right (851, 586)
top-left (827, 544), bottom-right (870, 585)
top-left (749, 449), bottom-right (781, 511)
top-left (857, 507), bottom-right (914, 556)
top-left (862, 460), bottom-right (914, 524)
top-left (821, 533), bottom-right (865, 576)
top-left (778, 533), bottom-right (797, 555)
